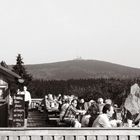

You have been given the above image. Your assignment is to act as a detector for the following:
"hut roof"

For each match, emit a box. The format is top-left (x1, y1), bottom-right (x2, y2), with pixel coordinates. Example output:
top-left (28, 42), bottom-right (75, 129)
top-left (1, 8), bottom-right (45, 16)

top-left (0, 65), bottom-right (21, 81)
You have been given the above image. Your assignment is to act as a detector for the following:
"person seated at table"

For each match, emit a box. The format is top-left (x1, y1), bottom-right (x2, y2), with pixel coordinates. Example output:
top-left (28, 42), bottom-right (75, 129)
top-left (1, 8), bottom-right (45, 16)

top-left (81, 100), bottom-right (99, 127)
top-left (105, 99), bottom-right (112, 105)
top-left (97, 98), bottom-right (105, 114)
top-left (87, 100), bottom-right (99, 127)
top-left (112, 104), bottom-right (118, 120)
top-left (45, 94), bottom-right (59, 114)
top-left (62, 99), bottom-right (86, 128)
top-left (77, 98), bottom-right (86, 110)
top-left (77, 98), bottom-right (87, 122)
top-left (59, 98), bottom-right (70, 121)
top-left (92, 104), bottom-right (115, 128)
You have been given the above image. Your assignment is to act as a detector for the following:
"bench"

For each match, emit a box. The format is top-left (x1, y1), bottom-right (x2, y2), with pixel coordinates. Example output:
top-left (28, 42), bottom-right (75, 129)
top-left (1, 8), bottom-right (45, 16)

top-left (49, 117), bottom-right (69, 127)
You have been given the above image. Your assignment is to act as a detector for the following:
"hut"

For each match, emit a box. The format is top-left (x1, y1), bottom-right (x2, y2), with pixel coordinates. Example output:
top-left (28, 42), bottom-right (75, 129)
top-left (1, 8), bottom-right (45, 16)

top-left (0, 65), bottom-right (21, 127)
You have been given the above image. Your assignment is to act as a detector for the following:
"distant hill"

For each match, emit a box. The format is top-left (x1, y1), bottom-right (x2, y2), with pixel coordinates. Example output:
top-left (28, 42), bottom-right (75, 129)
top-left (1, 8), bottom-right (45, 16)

top-left (23, 59), bottom-right (140, 80)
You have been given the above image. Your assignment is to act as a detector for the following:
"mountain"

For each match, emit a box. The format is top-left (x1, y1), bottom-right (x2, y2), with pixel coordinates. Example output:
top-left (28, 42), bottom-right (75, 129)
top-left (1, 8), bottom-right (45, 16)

top-left (24, 59), bottom-right (140, 80)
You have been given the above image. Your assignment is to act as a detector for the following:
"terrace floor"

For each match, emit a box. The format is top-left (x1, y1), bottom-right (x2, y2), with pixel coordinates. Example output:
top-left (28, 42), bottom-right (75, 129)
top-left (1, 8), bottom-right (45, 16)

top-left (27, 110), bottom-right (58, 127)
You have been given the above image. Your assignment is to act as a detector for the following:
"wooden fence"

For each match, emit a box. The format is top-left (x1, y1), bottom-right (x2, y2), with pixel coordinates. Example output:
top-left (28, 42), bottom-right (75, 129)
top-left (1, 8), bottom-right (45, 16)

top-left (0, 128), bottom-right (140, 140)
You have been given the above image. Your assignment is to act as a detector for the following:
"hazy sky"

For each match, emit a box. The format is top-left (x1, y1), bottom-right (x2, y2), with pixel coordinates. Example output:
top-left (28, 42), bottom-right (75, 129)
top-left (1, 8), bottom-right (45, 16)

top-left (0, 0), bottom-right (140, 68)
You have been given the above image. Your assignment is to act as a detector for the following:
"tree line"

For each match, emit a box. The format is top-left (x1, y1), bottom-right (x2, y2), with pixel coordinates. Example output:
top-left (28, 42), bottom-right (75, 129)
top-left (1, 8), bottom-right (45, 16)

top-left (29, 78), bottom-right (139, 107)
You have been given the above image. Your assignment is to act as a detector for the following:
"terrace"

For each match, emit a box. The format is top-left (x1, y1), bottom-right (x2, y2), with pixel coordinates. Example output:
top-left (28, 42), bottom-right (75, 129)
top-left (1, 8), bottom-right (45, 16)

top-left (3, 98), bottom-right (139, 140)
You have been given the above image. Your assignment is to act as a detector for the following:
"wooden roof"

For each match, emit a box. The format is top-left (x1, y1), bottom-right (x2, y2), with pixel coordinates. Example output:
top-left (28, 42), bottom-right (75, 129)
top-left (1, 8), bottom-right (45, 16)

top-left (0, 65), bottom-right (21, 81)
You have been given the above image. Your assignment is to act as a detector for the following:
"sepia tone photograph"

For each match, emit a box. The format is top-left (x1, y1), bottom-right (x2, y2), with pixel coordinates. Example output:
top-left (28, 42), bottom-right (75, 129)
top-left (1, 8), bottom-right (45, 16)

top-left (0, 0), bottom-right (140, 140)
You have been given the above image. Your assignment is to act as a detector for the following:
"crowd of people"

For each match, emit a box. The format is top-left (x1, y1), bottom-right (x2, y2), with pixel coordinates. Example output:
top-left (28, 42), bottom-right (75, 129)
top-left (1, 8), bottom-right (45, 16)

top-left (41, 93), bottom-right (124, 128)
top-left (9, 83), bottom-right (140, 128)
top-left (41, 81), bottom-right (140, 128)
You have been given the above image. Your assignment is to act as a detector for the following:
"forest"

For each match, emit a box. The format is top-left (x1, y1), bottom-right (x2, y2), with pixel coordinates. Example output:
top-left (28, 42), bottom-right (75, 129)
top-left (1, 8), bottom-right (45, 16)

top-left (29, 78), bottom-right (139, 107)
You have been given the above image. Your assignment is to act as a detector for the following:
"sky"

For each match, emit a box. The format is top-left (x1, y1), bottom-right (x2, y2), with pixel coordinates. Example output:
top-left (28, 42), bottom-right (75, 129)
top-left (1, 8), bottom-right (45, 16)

top-left (0, 0), bottom-right (140, 68)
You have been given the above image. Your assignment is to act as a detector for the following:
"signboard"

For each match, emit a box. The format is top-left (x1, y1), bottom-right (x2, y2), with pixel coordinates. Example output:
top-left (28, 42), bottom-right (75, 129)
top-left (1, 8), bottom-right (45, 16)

top-left (13, 94), bottom-right (25, 127)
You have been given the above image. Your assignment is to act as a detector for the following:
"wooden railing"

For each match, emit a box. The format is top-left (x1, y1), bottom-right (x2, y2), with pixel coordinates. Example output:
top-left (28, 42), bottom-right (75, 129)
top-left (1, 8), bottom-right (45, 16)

top-left (0, 128), bottom-right (140, 140)
top-left (30, 98), bottom-right (43, 110)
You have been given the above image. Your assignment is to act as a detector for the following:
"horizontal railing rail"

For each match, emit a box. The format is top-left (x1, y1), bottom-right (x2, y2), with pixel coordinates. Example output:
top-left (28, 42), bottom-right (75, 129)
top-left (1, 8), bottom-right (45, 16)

top-left (0, 128), bottom-right (140, 140)
top-left (30, 98), bottom-right (43, 109)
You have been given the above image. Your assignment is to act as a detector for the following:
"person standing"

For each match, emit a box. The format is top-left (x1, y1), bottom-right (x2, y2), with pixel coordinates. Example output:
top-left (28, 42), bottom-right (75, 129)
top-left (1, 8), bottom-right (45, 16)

top-left (20, 86), bottom-right (31, 127)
